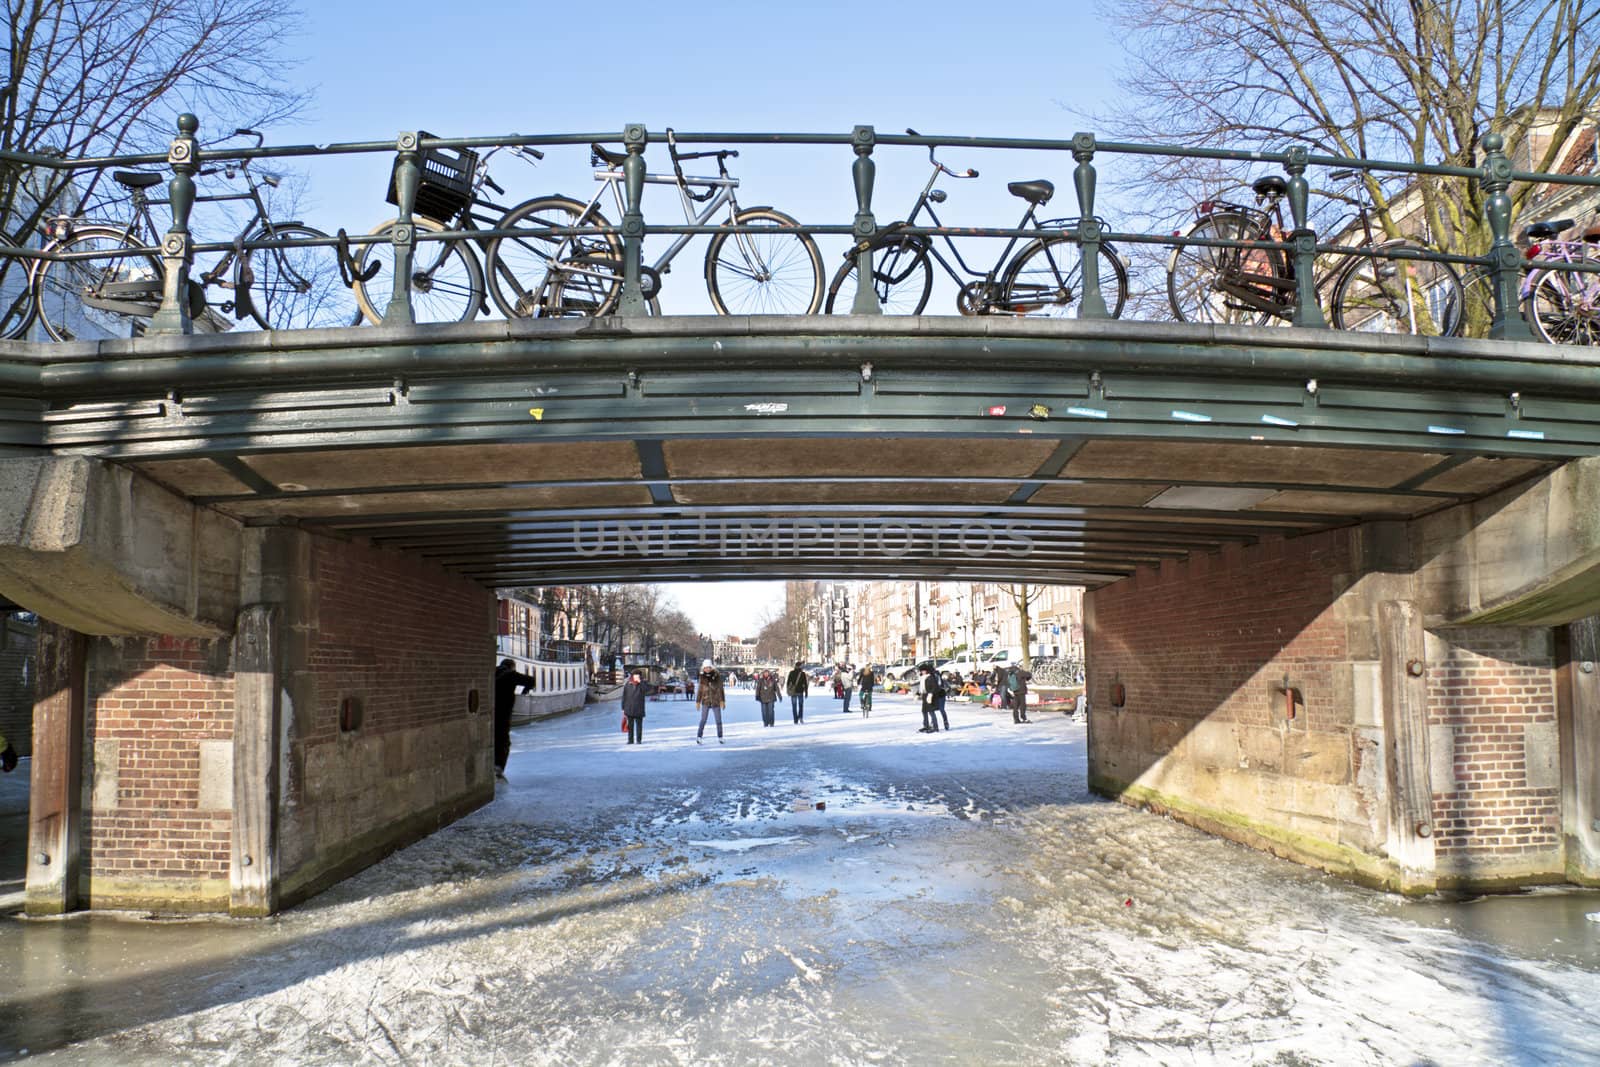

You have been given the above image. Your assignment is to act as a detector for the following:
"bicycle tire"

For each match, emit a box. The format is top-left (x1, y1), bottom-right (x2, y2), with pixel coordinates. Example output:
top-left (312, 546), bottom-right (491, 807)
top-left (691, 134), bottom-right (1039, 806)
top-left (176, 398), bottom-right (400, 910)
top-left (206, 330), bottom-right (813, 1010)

top-left (0, 233), bottom-right (35, 339)
top-left (1330, 243), bottom-right (1462, 336)
top-left (1167, 213), bottom-right (1279, 325)
top-left (239, 223), bottom-right (362, 331)
top-left (483, 196), bottom-right (621, 318)
top-left (34, 226), bottom-right (160, 342)
top-left (823, 235), bottom-right (934, 314)
top-left (353, 216), bottom-right (484, 324)
top-left (999, 235), bottom-right (1130, 318)
top-left (704, 207), bottom-right (823, 315)
top-left (1522, 265), bottom-right (1600, 346)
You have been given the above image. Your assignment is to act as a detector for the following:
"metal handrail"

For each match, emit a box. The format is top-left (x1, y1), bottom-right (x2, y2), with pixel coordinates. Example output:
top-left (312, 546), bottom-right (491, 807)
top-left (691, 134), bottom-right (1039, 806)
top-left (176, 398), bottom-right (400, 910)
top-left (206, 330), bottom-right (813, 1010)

top-left (4, 118), bottom-right (1598, 340)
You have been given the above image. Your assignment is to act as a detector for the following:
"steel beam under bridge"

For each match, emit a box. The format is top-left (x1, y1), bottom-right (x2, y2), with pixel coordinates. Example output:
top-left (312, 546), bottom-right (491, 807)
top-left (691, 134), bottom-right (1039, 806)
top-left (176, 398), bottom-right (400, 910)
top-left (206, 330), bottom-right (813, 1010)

top-left (1, 315), bottom-right (1592, 587)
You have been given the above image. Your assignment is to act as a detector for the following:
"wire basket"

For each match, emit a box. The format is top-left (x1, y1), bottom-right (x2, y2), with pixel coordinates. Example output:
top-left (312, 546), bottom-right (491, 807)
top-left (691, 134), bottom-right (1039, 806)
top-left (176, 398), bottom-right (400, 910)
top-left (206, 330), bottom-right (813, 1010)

top-left (386, 133), bottom-right (478, 224)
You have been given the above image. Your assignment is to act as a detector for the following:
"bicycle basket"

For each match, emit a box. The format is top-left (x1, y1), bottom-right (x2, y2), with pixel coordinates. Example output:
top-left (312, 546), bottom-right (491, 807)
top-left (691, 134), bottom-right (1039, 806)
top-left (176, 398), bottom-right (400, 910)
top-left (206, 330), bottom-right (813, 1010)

top-left (386, 133), bottom-right (478, 224)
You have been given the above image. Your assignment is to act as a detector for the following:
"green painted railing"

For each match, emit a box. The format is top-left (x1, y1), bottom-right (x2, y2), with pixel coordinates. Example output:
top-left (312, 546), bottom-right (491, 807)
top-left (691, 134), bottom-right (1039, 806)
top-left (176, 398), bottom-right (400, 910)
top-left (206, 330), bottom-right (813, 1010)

top-left (2, 117), bottom-right (1598, 340)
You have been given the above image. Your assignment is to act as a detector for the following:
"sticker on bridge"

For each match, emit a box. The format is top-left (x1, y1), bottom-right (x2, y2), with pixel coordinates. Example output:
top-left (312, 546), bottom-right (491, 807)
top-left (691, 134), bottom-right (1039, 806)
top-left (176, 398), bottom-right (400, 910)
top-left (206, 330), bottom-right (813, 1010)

top-left (744, 402), bottom-right (789, 415)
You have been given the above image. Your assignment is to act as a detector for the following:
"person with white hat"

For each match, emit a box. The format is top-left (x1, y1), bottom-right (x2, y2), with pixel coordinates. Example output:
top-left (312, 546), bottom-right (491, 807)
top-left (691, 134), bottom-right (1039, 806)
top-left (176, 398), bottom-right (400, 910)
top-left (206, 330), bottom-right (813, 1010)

top-left (695, 659), bottom-right (727, 744)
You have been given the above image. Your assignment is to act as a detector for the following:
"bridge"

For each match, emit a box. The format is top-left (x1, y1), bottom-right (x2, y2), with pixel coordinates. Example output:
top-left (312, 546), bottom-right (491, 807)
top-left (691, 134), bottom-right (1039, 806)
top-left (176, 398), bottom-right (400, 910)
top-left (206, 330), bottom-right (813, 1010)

top-left (1, 122), bottom-right (1598, 915)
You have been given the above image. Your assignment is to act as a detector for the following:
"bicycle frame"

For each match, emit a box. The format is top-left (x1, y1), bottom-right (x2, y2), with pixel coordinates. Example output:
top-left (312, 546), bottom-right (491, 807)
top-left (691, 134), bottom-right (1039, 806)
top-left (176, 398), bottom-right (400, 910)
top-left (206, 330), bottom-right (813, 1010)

top-left (892, 162), bottom-right (1046, 296)
top-left (591, 167), bottom-right (739, 283)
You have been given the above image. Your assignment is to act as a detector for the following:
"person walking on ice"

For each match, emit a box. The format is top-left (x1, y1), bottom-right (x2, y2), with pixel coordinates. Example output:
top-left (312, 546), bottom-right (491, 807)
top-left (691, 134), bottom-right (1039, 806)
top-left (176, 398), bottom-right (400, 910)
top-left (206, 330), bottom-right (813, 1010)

top-left (696, 659), bottom-right (727, 744)
top-left (785, 661), bottom-right (809, 723)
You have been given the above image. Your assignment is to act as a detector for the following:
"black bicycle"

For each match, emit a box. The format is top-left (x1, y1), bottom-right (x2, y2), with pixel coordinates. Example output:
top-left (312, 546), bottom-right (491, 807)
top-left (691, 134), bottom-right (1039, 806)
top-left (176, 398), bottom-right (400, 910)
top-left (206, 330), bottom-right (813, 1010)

top-left (31, 129), bottom-right (360, 341)
top-left (1166, 169), bottom-right (1464, 335)
top-left (825, 131), bottom-right (1129, 317)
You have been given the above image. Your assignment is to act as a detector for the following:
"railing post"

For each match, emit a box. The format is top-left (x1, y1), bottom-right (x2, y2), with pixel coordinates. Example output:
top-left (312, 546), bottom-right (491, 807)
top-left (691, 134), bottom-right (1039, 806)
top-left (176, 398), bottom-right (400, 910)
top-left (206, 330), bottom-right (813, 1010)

top-left (850, 125), bottom-right (882, 315)
top-left (384, 131), bottom-right (420, 326)
top-left (1071, 132), bottom-right (1109, 320)
top-left (1479, 131), bottom-right (1534, 342)
top-left (617, 123), bottom-right (650, 317)
top-left (1284, 146), bottom-right (1327, 328)
top-left (147, 113), bottom-right (199, 335)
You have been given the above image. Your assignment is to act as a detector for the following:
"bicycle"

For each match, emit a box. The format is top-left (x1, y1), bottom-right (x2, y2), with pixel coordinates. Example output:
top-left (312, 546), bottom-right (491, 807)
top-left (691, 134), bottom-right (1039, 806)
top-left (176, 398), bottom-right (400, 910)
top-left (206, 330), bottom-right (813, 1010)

top-left (1519, 214), bottom-right (1600, 345)
top-left (1166, 169), bottom-right (1464, 335)
top-left (823, 130), bottom-right (1130, 317)
top-left (481, 129), bottom-right (824, 318)
top-left (352, 140), bottom-right (554, 324)
top-left (30, 129), bottom-right (360, 341)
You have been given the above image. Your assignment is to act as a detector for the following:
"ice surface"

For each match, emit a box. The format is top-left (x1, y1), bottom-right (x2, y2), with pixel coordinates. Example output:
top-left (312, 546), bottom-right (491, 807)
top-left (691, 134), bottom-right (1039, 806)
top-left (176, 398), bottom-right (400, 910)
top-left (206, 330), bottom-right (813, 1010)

top-left (1, 689), bottom-right (1597, 1066)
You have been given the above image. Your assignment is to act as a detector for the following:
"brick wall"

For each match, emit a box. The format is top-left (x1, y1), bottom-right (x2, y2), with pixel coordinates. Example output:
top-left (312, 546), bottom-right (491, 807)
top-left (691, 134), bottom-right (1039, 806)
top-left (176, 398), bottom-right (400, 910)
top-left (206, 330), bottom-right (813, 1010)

top-left (83, 635), bottom-right (234, 909)
top-left (1085, 530), bottom-right (1381, 882)
top-left (276, 535), bottom-right (494, 903)
top-left (1427, 627), bottom-right (1561, 862)
top-left (1087, 524), bottom-right (1572, 891)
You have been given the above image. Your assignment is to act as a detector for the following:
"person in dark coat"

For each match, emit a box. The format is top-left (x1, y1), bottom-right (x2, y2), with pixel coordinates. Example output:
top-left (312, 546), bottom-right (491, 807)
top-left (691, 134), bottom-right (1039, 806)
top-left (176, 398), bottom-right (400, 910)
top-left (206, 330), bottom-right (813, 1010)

top-left (755, 670), bottom-right (779, 727)
top-left (494, 658), bottom-right (536, 779)
top-left (917, 663), bottom-right (942, 733)
top-left (622, 670), bottom-right (648, 744)
top-left (935, 672), bottom-right (951, 731)
top-left (785, 661), bottom-right (809, 723)
top-left (0, 728), bottom-right (17, 772)
top-left (696, 659), bottom-right (726, 744)
top-left (1009, 663), bottom-right (1034, 723)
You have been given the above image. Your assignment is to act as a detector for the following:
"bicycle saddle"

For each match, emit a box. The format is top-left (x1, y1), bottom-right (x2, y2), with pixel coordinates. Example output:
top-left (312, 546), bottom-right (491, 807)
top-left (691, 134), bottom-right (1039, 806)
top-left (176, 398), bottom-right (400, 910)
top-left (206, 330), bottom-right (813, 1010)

top-left (590, 143), bottom-right (628, 167)
top-left (1525, 218), bottom-right (1575, 240)
top-left (113, 169), bottom-right (164, 189)
top-left (1252, 175), bottom-right (1288, 198)
top-left (1007, 180), bottom-right (1054, 205)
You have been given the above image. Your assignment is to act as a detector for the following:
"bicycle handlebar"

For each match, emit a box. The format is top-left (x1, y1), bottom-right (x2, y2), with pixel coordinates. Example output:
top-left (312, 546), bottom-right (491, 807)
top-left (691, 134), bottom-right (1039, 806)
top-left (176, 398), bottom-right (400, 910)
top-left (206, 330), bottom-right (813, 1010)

top-left (906, 129), bottom-right (978, 179)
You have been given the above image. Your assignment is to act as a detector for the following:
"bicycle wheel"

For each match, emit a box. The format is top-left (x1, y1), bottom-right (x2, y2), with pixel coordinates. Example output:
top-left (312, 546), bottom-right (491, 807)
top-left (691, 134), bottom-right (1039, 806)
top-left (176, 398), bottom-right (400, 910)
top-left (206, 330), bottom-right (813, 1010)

top-left (1522, 266), bottom-right (1600, 346)
top-left (35, 227), bottom-right (160, 342)
top-left (1167, 213), bottom-right (1277, 325)
top-left (483, 196), bottom-right (621, 318)
top-left (0, 234), bottom-right (34, 339)
top-left (704, 207), bottom-right (823, 315)
top-left (353, 216), bottom-right (483, 324)
top-left (999, 236), bottom-right (1130, 318)
top-left (239, 223), bottom-right (362, 331)
top-left (1331, 243), bottom-right (1462, 336)
top-left (823, 235), bottom-right (933, 314)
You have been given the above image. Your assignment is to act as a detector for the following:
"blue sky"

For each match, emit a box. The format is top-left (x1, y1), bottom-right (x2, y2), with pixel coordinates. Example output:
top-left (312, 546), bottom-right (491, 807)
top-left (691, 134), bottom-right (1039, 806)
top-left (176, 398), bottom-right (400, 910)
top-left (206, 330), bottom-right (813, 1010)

top-left (278, 1), bottom-right (1123, 635)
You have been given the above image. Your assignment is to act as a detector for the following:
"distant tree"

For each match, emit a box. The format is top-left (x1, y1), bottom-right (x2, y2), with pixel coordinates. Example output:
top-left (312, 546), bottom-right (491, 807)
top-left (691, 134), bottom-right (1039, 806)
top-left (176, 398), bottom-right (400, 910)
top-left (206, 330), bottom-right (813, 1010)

top-left (1096, 0), bottom-right (1600, 329)
top-left (996, 582), bottom-right (1036, 668)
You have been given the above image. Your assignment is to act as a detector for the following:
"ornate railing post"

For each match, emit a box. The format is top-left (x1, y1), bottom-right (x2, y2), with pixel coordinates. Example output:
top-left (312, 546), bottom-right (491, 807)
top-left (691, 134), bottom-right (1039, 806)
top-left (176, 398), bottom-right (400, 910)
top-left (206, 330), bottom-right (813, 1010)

top-left (850, 125), bottom-right (882, 315)
top-left (384, 131), bottom-right (420, 326)
top-left (147, 113), bottom-right (199, 335)
top-left (1071, 132), bottom-right (1109, 320)
top-left (1284, 146), bottom-right (1327, 328)
top-left (1479, 131), bottom-right (1534, 341)
top-left (617, 123), bottom-right (650, 317)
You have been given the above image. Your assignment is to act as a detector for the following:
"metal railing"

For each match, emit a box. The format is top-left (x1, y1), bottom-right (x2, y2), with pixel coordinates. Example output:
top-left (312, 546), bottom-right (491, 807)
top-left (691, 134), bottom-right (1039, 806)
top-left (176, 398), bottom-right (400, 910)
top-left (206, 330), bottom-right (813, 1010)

top-left (3, 116), bottom-right (1599, 342)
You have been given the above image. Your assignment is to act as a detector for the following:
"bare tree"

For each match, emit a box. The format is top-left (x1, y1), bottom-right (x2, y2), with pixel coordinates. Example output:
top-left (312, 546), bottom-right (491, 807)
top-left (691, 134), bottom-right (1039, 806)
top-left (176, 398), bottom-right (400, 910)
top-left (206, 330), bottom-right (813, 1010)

top-left (996, 582), bottom-right (1036, 669)
top-left (3, 0), bottom-right (310, 326)
top-left (1096, 0), bottom-right (1600, 325)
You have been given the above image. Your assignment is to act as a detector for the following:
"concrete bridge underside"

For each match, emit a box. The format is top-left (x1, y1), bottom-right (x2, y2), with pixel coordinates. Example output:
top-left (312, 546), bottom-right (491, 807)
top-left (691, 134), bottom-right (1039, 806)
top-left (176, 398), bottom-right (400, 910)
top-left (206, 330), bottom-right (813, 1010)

top-left (1, 316), bottom-right (1598, 911)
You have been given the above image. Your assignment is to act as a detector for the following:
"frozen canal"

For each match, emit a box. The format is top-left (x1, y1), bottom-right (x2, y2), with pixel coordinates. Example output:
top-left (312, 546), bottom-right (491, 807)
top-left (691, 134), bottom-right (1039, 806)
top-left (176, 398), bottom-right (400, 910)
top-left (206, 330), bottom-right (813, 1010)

top-left (3, 686), bottom-right (1599, 1065)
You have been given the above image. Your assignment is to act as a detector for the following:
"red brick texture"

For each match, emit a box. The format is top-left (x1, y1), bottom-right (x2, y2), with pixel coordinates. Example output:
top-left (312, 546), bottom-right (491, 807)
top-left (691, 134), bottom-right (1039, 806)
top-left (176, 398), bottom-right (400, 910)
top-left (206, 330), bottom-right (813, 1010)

top-left (1427, 627), bottom-right (1560, 858)
top-left (72, 533), bottom-right (494, 911)
top-left (275, 537), bottom-right (494, 900)
top-left (1088, 531), bottom-right (1354, 733)
top-left (84, 636), bottom-right (234, 893)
